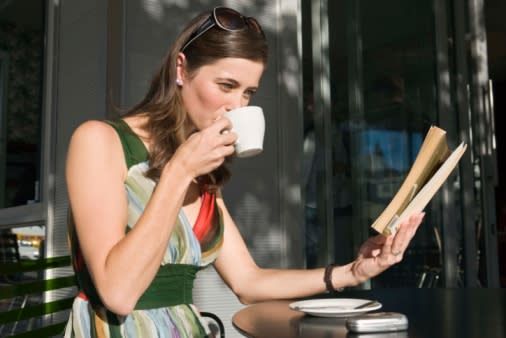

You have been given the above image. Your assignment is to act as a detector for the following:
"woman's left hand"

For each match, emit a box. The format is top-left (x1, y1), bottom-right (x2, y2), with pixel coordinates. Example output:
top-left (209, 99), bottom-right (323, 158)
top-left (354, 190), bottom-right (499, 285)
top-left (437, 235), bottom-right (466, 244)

top-left (350, 212), bottom-right (425, 284)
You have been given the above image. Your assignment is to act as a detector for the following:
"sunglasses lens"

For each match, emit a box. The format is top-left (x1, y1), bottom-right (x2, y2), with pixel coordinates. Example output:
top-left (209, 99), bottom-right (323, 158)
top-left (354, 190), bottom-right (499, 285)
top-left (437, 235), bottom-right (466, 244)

top-left (215, 7), bottom-right (247, 30)
top-left (182, 7), bottom-right (264, 52)
top-left (246, 17), bottom-right (264, 36)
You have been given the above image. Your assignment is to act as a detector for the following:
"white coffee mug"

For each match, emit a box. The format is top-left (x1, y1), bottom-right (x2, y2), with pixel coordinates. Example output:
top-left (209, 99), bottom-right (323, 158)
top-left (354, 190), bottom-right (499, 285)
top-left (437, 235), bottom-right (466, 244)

top-left (224, 106), bottom-right (265, 158)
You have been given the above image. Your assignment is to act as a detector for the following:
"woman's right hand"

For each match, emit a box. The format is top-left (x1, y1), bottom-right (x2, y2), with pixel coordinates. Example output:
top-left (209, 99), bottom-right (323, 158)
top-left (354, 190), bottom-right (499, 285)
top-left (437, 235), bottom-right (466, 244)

top-left (171, 117), bottom-right (237, 179)
top-left (349, 212), bottom-right (424, 284)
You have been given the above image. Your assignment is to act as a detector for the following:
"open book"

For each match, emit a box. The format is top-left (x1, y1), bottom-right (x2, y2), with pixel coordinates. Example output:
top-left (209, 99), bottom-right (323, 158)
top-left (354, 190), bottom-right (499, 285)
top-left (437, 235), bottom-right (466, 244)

top-left (371, 126), bottom-right (467, 235)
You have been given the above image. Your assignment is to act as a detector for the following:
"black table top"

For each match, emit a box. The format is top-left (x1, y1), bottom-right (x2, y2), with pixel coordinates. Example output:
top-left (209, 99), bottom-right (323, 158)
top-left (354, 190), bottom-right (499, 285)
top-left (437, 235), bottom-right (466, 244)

top-left (232, 288), bottom-right (506, 338)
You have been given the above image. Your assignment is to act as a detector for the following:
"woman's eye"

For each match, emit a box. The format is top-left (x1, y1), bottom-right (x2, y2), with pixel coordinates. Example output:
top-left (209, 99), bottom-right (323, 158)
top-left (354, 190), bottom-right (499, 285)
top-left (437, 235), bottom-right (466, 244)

top-left (219, 83), bottom-right (234, 91)
top-left (244, 89), bottom-right (256, 98)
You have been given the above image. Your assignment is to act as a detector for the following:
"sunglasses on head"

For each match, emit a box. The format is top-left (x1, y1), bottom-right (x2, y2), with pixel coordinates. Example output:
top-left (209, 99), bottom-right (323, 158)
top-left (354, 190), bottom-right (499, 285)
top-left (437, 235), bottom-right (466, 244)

top-left (180, 7), bottom-right (265, 52)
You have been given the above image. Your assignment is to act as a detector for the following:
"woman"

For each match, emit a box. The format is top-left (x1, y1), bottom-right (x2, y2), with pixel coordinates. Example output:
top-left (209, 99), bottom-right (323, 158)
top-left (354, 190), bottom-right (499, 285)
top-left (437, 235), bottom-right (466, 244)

top-left (64, 6), bottom-right (424, 338)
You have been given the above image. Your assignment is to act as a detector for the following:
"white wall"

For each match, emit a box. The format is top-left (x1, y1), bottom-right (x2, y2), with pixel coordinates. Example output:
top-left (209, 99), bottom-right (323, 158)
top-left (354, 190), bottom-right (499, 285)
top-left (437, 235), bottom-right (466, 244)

top-left (51, 0), bottom-right (109, 258)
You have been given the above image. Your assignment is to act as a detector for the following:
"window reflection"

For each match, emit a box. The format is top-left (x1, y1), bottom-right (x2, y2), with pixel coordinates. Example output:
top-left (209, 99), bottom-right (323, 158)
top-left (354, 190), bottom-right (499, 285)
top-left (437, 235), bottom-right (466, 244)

top-left (303, 0), bottom-right (442, 287)
top-left (359, 129), bottom-right (423, 224)
top-left (0, 224), bottom-right (46, 335)
top-left (1, 225), bottom-right (45, 260)
top-left (0, 0), bottom-right (45, 208)
top-left (11, 225), bottom-right (44, 260)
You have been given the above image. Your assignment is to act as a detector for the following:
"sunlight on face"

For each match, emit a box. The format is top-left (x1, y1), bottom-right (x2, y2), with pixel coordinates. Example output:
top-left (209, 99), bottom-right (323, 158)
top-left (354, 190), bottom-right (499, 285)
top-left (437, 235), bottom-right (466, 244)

top-left (180, 57), bottom-right (265, 131)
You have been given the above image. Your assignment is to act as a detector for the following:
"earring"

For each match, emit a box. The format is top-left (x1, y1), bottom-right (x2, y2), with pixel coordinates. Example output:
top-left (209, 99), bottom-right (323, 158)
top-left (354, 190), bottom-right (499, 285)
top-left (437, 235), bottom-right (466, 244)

top-left (176, 78), bottom-right (183, 86)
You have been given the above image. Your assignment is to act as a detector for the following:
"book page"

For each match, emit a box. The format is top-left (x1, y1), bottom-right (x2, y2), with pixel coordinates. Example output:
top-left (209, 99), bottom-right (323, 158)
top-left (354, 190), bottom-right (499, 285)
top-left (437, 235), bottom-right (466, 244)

top-left (371, 126), bottom-right (450, 234)
top-left (383, 142), bottom-right (467, 235)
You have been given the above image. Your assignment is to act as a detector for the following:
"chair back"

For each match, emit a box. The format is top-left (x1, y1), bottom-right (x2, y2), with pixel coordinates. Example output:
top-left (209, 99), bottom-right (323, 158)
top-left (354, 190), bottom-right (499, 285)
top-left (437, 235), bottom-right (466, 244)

top-left (0, 255), bottom-right (76, 337)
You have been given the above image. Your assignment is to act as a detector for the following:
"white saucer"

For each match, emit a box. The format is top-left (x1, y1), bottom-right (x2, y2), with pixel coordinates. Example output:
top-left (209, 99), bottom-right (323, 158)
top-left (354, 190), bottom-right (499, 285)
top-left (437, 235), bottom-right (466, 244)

top-left (289, 298), bottom-right (382, 318)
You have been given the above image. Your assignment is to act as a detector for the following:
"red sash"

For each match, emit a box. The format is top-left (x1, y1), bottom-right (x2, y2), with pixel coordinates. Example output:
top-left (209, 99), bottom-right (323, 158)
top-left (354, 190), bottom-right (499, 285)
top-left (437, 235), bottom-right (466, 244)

top-left (192, 191), bottom-right (215, 241)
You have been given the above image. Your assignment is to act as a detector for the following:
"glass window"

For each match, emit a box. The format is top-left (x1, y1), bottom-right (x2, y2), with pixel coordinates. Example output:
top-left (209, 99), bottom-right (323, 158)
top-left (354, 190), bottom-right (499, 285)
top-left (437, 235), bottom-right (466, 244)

top-left (304, 0), bottom-right (449, 287)
top-left (0, 0), bottom-right (45, 208)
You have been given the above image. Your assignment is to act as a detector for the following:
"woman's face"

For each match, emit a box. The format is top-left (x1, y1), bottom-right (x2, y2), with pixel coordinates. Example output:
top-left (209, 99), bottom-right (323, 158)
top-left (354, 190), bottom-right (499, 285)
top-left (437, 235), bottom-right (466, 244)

top-left (179, 56), bottom-right (265, 131)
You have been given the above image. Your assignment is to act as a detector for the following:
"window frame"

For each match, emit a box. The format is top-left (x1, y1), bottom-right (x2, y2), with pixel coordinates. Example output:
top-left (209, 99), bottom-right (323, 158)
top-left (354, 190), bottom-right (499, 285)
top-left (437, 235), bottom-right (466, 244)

top-left (0, 0), bottom-right (57, 247)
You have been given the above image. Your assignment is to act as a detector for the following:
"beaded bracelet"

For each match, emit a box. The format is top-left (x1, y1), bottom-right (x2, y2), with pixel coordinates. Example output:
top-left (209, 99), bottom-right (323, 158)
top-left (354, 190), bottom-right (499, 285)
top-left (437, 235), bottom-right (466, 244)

top-left (324, 263), bottom-right (344, 293)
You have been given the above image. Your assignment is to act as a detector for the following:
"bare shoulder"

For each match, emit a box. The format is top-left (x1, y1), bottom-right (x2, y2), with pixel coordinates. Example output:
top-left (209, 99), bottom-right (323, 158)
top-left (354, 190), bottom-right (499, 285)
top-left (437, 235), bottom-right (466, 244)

top-left (67, 119), bottom-right (126, 176)
top-left (70, 119), bottom-right (118, 144)
top-left (68, 120), bottom-right (123, 154)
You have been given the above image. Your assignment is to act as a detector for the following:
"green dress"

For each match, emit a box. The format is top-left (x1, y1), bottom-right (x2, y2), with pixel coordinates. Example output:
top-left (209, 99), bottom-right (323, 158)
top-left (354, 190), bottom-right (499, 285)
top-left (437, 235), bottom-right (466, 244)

top-left (64, 119), bottom-right (224, 338)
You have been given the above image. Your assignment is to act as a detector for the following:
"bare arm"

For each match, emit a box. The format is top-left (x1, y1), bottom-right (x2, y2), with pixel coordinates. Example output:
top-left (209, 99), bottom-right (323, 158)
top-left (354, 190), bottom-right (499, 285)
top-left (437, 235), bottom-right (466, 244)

top-left (214, 195), bottom-right (424, 304)
top-left (66, 119), bottom-right (235, 315)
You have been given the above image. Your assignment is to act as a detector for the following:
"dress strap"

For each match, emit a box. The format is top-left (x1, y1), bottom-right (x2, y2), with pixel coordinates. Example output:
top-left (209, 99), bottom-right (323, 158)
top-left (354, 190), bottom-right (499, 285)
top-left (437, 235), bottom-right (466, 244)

top-left (105, 119), bottom-right (149, 169)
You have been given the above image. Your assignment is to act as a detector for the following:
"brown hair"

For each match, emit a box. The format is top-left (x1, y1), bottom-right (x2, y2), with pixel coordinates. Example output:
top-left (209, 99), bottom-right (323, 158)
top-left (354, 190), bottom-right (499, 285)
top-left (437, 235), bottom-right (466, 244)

top-left (123, 8), bottom-right (268, 191)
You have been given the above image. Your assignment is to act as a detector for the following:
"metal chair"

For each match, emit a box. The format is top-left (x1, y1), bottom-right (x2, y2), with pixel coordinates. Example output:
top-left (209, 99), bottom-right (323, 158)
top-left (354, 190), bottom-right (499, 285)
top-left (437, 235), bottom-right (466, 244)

top-left (0, 231), bottom-right (21, 281)
top-left (201, 311), bottom-right (225, 338)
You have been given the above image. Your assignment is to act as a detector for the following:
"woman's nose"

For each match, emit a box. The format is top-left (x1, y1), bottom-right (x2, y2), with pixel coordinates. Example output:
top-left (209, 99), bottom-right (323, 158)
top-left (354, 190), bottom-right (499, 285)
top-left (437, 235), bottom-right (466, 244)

top-left (225, 94), bottom-right (247, 111)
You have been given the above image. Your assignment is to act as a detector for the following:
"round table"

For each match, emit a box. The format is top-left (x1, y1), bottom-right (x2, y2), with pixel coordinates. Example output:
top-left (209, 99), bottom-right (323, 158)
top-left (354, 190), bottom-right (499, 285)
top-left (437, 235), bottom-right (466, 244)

top-left (232, 288), bottom-right (506, 338)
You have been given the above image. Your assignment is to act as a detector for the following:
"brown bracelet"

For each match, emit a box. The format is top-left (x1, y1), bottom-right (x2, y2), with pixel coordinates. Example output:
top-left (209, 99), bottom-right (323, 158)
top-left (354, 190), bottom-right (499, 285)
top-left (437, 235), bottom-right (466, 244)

top-left (324, 263), bottom-right (344, 293)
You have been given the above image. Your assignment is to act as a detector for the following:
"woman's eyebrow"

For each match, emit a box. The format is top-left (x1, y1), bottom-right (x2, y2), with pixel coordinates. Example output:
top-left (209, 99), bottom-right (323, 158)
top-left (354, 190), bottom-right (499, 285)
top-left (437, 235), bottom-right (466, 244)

top-left (216, 77), bottom-right (258, 90)
top-left (216, 77), bottom-right (239, 85)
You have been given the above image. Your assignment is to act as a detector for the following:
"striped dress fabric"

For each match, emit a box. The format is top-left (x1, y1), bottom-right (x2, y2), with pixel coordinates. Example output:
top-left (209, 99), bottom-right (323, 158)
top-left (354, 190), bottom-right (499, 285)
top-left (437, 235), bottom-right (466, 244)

top-left (64, 119), bottom-right (223, 338)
